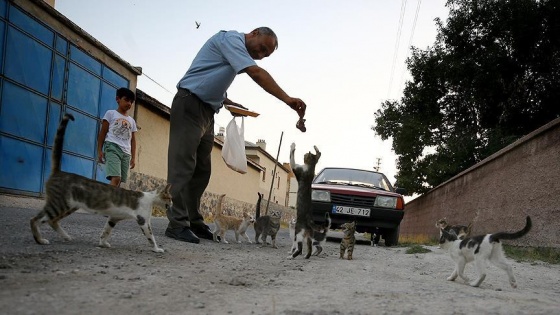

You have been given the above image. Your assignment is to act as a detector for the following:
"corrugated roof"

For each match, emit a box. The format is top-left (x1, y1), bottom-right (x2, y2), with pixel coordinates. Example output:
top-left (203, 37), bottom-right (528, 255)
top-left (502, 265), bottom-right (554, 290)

top-left (31, 0), bottom-right (141, 75)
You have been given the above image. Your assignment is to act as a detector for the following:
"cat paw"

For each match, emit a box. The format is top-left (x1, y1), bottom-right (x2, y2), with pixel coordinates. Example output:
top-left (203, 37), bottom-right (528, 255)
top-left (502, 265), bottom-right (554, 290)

top-left (290, 143), bottom-right (296, 150)
top-left (469, 281), bottom-right (481, 287)
top-left (510, 281), bottom-right (517, 288)
top-left (222, 240), bottom-right (229, 244)
top-left (446, 276), bottom-right (456, 281)
top-left (152, 247), bottom-right (165, 253)
top-left (99, 241), bottom-right (111, 248)
top-left (286, 255), bottom-right (294, 260)
top-left (37, 238), bottom-right (50, 245)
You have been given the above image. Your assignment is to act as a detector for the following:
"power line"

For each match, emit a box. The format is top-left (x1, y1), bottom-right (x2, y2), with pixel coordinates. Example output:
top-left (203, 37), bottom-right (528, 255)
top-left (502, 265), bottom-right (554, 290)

top-left (141, 71), bottom-right (174, 94)
top-left (387, 0), bottom-right (408, 99)
top-left (398, 0), bottom-right (422, 92)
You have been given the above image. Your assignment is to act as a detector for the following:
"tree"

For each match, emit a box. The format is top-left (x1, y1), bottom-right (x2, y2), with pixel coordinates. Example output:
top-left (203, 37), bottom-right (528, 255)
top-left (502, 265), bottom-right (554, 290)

top-left (374, 0), bottom-right (560, 195)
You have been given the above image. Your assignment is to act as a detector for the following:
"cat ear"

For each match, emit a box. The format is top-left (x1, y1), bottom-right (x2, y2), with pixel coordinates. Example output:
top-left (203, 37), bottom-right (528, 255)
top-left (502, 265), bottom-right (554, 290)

top-left (164, 183), bottom-right (172, 193)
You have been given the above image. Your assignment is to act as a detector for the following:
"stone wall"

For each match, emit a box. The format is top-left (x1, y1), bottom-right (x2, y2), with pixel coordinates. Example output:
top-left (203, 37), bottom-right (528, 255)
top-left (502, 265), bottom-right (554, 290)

top-left (126, 172), bottom-right (295, 225)
top-left (400, 118), bottom-right (560, 248)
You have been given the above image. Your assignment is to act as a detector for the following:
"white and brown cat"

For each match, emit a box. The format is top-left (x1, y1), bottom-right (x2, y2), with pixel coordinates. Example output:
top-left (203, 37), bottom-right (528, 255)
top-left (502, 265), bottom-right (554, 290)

top-left (212, 194), bottom-right (254, 243)
top-left (30, 113), bottom-right (171, 253)
top-left (287, 142), bottom-right (330, 259)
top-left (436, 217), bottom-right (473, 240)
top-left (439, 216), bottom-right (531, 288)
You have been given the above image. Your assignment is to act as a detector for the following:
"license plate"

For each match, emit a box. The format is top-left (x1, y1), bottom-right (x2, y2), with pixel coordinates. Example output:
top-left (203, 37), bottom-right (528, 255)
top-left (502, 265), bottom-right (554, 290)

top-left (332, 205), bottom-right (370, 217)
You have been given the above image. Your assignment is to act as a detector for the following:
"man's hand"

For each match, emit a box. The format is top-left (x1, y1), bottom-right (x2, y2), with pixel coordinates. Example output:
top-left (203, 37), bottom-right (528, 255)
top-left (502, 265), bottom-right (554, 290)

top-left (286, 98), bottom-right (307, 132)
top-left (225, 101), bottom-right (249, 117)
top-left (286, 98), bottom-right (306, 118)
top-left (130, 158), bottom-right (135, 169)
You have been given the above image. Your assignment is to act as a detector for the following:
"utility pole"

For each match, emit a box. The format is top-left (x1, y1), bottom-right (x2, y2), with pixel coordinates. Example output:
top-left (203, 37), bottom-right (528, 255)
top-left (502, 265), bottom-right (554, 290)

top-left (373, 157), bottom-right (382, 172)
top-left (266, 131), bottom-right (283, 214)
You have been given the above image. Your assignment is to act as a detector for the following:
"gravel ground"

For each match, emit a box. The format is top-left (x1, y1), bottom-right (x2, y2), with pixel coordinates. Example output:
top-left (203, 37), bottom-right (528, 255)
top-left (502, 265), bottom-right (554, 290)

top-left (0, 194), bottom-right (559, 315)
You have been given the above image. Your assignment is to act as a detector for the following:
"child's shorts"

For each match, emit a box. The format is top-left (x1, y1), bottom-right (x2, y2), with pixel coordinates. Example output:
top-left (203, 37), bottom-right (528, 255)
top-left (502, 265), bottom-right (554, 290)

top-left (104, 142), bottom-right (131, 182)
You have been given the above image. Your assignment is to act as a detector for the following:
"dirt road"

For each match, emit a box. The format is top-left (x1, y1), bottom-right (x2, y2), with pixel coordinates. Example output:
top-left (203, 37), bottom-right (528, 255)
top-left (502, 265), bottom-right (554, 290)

top-left (0, 195), bottom-right (558, 315)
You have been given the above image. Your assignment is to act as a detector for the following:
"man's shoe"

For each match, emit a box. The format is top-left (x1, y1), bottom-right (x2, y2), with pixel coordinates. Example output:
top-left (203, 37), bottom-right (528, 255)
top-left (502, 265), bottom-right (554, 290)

top-left (165, 227), bottom-right (200, 244)
top-left (191, 224), bottom-right (214, 240)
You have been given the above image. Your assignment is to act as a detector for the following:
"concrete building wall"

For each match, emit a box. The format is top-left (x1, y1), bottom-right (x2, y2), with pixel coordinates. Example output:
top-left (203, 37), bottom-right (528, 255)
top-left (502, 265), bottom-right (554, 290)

top-left (400, 118), bottom-right (560, 248)
top-left (133, 105), bottom-right (169, 180)
top-left (258, 156), bottom-right (289, 207)
top-left (207, 144), bottom-right (262, 205)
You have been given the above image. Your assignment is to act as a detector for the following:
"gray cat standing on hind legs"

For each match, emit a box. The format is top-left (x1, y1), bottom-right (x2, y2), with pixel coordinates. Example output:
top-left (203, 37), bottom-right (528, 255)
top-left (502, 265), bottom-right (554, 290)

top-left (287, 142), bottom-right (331, 259)
top-left (30, 113), bottom-right (172, 253)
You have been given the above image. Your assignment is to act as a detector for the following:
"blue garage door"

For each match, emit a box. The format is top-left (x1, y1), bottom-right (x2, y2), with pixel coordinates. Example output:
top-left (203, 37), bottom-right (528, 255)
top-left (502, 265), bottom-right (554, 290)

top-left (0, 0), bottom-right (131, 196)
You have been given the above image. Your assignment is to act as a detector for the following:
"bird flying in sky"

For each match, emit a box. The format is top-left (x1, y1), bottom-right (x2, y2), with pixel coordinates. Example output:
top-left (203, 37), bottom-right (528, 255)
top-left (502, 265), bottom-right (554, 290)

top-left (195, 21), bottom-right (201, 29)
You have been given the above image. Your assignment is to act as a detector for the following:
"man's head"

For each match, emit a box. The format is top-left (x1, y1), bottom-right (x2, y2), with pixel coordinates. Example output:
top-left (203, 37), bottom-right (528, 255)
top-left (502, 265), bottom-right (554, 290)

top-left (245, 27), bottom-right (278, 60)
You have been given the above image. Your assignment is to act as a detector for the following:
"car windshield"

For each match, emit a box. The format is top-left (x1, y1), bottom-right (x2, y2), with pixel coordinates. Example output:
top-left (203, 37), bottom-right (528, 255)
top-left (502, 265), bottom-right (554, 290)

top-left (314, 168), bottom-right (393, 191)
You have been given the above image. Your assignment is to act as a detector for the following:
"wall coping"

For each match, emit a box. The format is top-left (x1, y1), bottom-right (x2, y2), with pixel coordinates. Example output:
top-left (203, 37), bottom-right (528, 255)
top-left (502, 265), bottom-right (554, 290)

top-left (407, 117), bottom-right (560, 206)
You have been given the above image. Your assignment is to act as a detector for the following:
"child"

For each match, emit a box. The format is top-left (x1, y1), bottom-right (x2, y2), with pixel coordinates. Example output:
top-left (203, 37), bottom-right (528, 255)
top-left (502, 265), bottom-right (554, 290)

top-left (97, 87), bottom-right (137, 187)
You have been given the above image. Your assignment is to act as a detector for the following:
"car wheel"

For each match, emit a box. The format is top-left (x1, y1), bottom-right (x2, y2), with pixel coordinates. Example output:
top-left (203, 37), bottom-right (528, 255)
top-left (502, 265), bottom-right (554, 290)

top-left (384, 226), bottom-right (400, 247)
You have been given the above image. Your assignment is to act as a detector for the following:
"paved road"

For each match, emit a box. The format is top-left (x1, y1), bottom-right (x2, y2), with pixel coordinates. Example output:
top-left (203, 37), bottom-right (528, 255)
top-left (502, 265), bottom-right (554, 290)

top-left (2, 196), bottom-right (558, 315)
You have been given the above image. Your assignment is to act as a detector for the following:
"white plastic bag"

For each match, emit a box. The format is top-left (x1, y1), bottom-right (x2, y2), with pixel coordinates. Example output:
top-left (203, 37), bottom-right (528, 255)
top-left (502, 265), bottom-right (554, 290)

top-left (222, 117), bottom-right (247, 174)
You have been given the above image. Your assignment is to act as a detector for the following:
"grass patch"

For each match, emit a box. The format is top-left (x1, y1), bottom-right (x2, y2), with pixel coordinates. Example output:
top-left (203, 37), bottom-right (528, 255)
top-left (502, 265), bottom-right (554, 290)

top-left (398, 236), bottom-right (560, 265)
top-left (399, 234), bottom-right (438, 246)
top-left (503, 245), bottom-right (560, 265)
top-left (405, 244), bottom-right (432, 254)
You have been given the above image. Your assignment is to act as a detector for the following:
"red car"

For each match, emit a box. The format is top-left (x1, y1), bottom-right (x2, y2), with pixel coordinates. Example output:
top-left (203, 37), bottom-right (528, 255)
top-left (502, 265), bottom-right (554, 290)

top-left (311, 167), bottom-right (407, 246)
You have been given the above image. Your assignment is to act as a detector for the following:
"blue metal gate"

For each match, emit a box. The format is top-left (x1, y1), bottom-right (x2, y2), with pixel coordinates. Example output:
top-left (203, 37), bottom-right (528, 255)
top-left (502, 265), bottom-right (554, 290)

top-left (0, 0), bottom-right (130, 196)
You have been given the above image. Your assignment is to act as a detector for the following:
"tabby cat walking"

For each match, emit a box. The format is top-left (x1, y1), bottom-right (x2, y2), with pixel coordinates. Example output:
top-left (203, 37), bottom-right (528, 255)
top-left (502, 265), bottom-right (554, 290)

top-left (212, 194), bottom-right (254, 243)
top-left (30, 114), bottom-right (171, 253)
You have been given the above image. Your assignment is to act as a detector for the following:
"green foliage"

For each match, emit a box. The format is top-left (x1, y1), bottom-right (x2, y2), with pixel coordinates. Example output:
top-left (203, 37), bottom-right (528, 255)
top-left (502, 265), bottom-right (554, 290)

top-left (374, 0), bottom-right (560, 195)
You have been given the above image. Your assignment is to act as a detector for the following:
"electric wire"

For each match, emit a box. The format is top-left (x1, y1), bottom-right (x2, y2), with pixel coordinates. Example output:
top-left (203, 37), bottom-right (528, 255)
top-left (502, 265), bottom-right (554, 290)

top-left (399, 0), bottom-right (422, 94)
top-left (387, 0), bottom-right (408, 99)
top-left (141, 71), bottom-right (174, 94)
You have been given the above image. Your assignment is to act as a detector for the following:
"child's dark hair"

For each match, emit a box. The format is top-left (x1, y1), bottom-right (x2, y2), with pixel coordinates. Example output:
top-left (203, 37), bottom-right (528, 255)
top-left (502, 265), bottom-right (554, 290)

top-left (116, 87), bottom-right (135, 102)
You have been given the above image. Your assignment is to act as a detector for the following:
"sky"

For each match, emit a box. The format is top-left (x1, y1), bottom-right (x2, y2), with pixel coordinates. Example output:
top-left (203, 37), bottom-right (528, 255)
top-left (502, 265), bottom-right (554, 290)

top-left (55, 0), bottom-right (449, 190)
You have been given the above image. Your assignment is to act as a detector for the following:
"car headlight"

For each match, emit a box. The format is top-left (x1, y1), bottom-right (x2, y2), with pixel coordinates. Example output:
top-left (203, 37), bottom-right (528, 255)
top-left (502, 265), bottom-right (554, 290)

top-left (311, 190), bottom-right (331, 202)
top-left (374, 196), bottom-right (397, 208)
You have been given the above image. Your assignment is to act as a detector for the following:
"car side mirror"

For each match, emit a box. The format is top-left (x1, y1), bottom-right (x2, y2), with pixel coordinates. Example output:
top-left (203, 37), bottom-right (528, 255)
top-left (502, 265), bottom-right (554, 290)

top-left (395, 187), bottom-right (407, 195)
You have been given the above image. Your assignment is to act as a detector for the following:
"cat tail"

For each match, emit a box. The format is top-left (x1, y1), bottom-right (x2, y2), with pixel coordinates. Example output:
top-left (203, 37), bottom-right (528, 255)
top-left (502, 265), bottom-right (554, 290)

top-left (255, 192), bottom-right (263, 219)
top-left (490, 216), bottom-right (532, 242)
top-left (51, 113), bottom-right (75, 173)
top-left (217, 194), bottom-right (226, 216)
